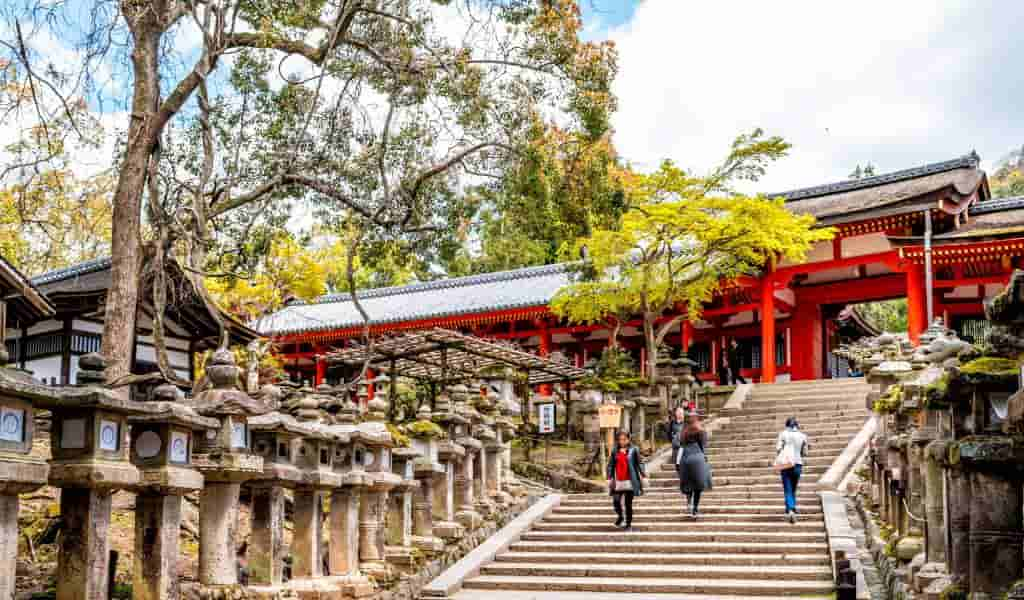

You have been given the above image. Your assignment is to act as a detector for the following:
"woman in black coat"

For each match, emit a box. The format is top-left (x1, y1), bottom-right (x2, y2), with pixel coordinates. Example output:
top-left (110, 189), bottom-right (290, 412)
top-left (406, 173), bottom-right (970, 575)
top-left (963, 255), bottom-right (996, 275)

top-left (676, 414), bottom-right (711, 518)
top-left (607, 430), bottom-right (645, 531)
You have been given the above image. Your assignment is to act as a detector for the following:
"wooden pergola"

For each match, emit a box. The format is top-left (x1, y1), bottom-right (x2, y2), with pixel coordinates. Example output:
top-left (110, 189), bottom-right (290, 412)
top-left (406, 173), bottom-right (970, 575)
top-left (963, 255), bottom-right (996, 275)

top-left (325, 327), bottom-right (588, 386)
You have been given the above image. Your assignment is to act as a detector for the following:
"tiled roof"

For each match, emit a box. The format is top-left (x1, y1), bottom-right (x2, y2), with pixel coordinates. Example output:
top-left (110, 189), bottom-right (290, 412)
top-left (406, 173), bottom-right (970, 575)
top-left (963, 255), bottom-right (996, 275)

top-left (31, 256), bottom-right (113, 285)
top-left (255, 263), bottom-right (573, 336)
top-left (967, 195), bottom-right (1024, 216)
top-left (0, 254), bottom-right (54, 321)
top-left (769, 152), bottom-right (981, 201)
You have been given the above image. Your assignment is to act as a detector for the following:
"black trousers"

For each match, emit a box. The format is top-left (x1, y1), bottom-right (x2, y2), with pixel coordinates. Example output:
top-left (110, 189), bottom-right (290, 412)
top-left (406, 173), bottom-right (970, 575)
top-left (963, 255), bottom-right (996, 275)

top-left (613, 491), bottom-right (634, 525)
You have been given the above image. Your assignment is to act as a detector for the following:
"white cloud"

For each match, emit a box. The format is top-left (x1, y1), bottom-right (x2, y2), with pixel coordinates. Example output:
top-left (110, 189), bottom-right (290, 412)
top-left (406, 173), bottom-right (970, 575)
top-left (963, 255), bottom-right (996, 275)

top-left (604, 0), bottom-right (1024, 191)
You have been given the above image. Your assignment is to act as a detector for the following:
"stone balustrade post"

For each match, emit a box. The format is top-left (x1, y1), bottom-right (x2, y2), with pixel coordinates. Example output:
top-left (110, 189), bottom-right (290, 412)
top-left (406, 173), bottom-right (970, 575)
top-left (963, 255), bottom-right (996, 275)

top-left (946, 461), bottom-right (971, 585)
top-left (965, 452), bottom-right (1024, 596)
top-left (385, 447), bottom-right (421, 567)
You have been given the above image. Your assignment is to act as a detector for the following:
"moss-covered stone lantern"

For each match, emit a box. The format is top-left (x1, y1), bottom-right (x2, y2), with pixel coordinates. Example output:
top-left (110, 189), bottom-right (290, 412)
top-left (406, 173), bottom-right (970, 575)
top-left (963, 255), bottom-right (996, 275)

top-left (356, 382), bottom-right (401, 580)
top-left (432, 387), bottom-right (468, 540)
top-left (129, 384), bottom-right (219, 600)
top-left (0, 352), bottom-right (50, 600)
top-left (34, 353), bottom-right (152, 600)
top-left (246, 410), bottom-right (309, 589)
top-left (184, 349), bottom-right (270, 588)
top-left (408, 404), bottom-right (446, 553)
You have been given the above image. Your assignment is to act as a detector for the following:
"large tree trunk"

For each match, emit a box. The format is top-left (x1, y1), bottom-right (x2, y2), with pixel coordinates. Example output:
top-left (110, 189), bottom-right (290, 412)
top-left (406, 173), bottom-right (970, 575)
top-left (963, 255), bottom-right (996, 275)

top-left (100, 23), bottom-right (161, 385)
top-left (643, 312), bottom-right (658, 385)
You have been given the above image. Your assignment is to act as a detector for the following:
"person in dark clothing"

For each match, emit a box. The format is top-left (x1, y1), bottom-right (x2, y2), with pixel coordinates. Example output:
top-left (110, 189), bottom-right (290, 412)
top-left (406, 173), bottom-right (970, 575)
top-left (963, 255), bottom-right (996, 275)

top-left (717, 346), bottom-right (730, 385)
top-left (727, 339), bottom-right (747, 385)
top-left (607, 430), bottom-right (645, 531)
top-left (676, 414), bottom-right (711, 518)
top-left (668, 406), bottom-right (686, 451)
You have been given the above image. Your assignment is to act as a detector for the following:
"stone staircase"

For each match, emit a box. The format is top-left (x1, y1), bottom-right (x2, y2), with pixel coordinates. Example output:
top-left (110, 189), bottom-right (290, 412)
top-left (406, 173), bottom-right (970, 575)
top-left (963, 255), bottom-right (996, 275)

top-left (450, 378), bottom-right (872, 599)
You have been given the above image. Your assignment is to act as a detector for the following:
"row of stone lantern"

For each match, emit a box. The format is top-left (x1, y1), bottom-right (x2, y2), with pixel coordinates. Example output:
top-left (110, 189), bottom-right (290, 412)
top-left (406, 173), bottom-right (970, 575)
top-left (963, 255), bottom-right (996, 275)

top-left (840, 273), bottom-right (1024, 599)
top-left (0, 344), bottom-right (527, 600)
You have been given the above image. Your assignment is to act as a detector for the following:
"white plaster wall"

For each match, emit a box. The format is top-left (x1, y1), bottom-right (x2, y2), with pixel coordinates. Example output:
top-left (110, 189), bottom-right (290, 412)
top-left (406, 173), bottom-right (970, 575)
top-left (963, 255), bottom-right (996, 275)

top-left (946, 285), bottom-right (978, 299)
top-left (803, 267), bottom-right (860, 284)
top-left (841, 232), bottom-right (891, 258)
top-left (26, 319), bottom-right (62, 336)
top-left (25, 356), bottom-right (62, 385)
top-left (72, 319), bottom-right (103, 334)
top-left (724, 311), bottom-right (754, 327)
top-left (134, 344), bottom-right (190, 370)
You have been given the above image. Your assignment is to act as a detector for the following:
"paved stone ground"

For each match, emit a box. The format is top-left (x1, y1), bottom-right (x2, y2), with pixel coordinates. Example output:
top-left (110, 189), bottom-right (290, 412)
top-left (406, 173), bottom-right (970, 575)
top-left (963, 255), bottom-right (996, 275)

top-left (846, 494), bottom-right (888, 600)
top-left (450, 378), bottom-right (873, 599)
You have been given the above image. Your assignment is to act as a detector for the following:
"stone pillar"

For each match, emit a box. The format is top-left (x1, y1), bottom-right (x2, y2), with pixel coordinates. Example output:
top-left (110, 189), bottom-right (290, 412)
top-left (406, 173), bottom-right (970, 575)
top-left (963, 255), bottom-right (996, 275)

top-left (455, 452), bottom-right (481, 529)
top-left (57, 488), bottom-right (113, 600)
top-left (292, 490), bottom-right (324, 578)
top-left (969, 469), bottom-right (1024, 596)
top-left (0, 495), bottom-right (19, 600)
top-left (411, 465), bottom-right (444, 553)
top-left (924, 442), bottom-right (947, 564)
top-left (328, 488), bottom-right (361, 576)
top-left (199, 481), bottom-right (242, 586)
top-left (249, 486), bottom-right (286, 586)
top-left (946, 463), bottom-right (971, 585)
top-left (358, 490), bottom-right (387, 570)
top-left (134, 494), bottom-right (183, 600)
top-left (386, 481), bottom-right (415, 549)
top-left (485, 445), bottom-right (503, 503)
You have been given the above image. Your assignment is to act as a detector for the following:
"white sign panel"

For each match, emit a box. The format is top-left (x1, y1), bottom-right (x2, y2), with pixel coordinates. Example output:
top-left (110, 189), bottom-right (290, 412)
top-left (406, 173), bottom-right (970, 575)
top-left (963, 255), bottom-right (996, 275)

top-left (0, 408), bottom-right (25, 443)
top-left (170, 431), bottom-right (190, 463)
top-left (99, 419), bottom-right (120, 451)
top-left (537, 403), bottom-right (556, 434)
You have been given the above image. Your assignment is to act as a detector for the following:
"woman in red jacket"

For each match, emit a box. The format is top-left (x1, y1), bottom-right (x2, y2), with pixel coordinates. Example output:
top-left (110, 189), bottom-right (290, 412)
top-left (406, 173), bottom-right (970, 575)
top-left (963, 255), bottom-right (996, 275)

top-left (606, 430), bottom-right (645, 531)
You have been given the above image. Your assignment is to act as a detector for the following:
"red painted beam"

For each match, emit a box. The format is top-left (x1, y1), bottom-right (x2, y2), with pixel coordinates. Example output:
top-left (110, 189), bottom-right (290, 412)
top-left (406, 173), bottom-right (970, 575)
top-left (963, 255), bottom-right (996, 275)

top-left (774, 250), bottom-right (901, 279)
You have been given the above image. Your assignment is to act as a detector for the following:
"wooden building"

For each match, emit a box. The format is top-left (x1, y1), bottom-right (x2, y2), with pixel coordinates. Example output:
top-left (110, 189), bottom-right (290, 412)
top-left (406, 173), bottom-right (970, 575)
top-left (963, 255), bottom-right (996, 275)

top-left (3, 257), bottom-right (258, 385)
top-left (258, 152), bottom-right (1024, 385)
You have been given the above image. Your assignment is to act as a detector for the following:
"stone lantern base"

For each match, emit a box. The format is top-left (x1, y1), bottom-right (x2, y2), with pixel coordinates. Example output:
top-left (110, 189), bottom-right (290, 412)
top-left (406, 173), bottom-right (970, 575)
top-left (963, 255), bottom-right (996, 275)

top-left (288, 575), bottom-right (374, 599)
top-left (434, 520), bottom-right (465, 540)
top-left (385, 545), bottom-right (418, 568)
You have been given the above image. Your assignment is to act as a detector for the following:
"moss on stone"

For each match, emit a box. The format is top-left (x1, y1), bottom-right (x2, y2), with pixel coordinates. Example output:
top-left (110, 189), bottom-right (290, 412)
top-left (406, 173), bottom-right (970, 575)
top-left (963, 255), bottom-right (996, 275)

top-left (873, 385), bottom-right (903, 414)
top-left (938, 583), bottom-right (967, 600)
top-left (407, 419), bottom-right (445, 439)
top-left (923, 372), bottom-right (953, 409)
top-left (387, 424), bottom-right (411, 448)
top-left (960, 356), bottom-right (1020, 378)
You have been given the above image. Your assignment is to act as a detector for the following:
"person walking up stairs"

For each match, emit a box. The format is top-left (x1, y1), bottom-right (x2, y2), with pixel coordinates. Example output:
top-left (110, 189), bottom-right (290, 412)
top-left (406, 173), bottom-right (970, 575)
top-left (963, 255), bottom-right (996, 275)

top-left (450, 377), bottom-right (871, 599)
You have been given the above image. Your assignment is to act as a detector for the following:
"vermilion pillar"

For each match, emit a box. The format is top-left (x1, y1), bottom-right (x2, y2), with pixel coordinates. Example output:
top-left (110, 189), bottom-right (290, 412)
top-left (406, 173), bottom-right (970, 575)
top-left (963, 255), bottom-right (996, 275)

top-left (906, 264), bottom-right (926, 344)
top-left (314, 356), bottom-right (326, 386)
top-left (681, 320), bottom-right (694, 354)
top-left (538, 322), bottom-right (553, 396)
top-left (761, 277), bottom-right (776, 383)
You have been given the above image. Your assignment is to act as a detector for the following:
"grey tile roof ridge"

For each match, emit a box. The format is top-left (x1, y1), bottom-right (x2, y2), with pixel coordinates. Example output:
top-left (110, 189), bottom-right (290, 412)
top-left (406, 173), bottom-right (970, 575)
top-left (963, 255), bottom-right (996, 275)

top-left (31, 256), bottom-right (113, 285)
top-left (967, 196), bottom-right (1024, 216)
top-left (291, 262), bottom-right (575, 307)
top-left (767, 152), bottom-right (981, 202)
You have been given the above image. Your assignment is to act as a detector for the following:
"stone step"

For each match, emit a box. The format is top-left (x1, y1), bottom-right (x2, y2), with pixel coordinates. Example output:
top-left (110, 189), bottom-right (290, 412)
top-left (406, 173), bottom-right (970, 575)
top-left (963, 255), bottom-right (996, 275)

top-left (726, 405), bottom-right (867, 418)
top-left (480, 562), bottom-right (833, 581)
top-left (519, 530), bottom-right (826, 544)
top-left (532, 520), bottom-right (825, 533)
top-left (560, 492), bottom-right (819, 504)
top-left (647, 475), bottom-right (824, 487)
top-left (746, 391), bottom-right (868, 402)
top-left (723, 412), bottom-right (869, 426)
top-left (552, 501), bottom-right (823, 511)
top-left (544, 511), bottom-right (823, 522)
top-left (656, 462), bottom-right (829, 473)
top-left (708, 422), bottom-right (866, 436)
top-left (703, 448), bottom-right (845, 462)
top-left (708, 435), bottom-right (854, 449)
top-left (453, 589), bottom-right (834, 600)
top-left (495, 551), bottom-right (830, 567)
top-left (508, 540), bottom-right (830, 555)
top-left (461, 574), bottom-right (836, 596)
top-left (752, 378), bottom-right (867, 390)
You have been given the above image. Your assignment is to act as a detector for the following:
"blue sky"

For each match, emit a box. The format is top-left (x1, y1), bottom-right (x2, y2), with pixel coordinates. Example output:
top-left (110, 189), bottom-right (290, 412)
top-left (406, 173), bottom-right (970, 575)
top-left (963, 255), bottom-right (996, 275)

top-left (578, 0), bottom-right (1024, 193)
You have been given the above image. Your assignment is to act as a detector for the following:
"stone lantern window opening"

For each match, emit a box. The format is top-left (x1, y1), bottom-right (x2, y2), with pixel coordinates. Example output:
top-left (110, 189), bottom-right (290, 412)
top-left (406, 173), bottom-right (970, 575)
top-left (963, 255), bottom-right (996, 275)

top-left (0, 398), bottom-right (31, 451)
top-left (319, 446), bottom-right (329, 465)
top-left (130, 424), bottom-right (195, 467)
top-left (277, 441), bottom-right (289, 459)
top-left (53, 410), bottom-right (128, 460)
top-left (169, 430), bottom-right (189, 464)
top-left (988, 391), bottom-right (1010, 429)
top-left (229, 417), bottom-right (249, 449)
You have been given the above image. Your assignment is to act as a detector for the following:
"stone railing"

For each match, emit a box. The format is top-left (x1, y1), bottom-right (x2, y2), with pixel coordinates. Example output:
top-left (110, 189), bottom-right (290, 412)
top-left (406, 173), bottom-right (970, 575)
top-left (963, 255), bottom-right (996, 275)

top-left (840, 273), bottom-right (1024, 599)
top-left (0, 350), bottom-right (531, 600)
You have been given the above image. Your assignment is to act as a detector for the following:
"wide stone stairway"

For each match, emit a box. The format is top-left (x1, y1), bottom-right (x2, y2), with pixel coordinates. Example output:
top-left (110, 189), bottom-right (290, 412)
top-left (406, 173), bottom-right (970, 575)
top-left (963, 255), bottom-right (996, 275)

top-left (451, 378), bottom-right (871, 599)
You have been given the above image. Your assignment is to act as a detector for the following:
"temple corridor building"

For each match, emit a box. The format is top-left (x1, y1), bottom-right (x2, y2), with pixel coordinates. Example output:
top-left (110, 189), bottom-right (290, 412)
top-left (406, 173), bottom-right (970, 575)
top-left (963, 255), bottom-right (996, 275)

top-left (258, 152), bottom-right (1024, 386)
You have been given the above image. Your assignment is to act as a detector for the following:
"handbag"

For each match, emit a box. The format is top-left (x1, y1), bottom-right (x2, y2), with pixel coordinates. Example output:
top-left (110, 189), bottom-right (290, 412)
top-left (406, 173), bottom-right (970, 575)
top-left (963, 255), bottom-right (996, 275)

top-left (773, 441), bottom-right (796, 473)
top-left (614, 479), bottom-right (634, 492)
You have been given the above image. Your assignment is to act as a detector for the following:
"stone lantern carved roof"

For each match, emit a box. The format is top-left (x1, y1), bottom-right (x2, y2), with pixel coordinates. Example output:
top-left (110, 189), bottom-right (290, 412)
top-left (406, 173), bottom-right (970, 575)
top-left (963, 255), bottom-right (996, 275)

top-left (249, 411), bottom-right (314, 437)
top-left (186, 350), bottom-right (272, 417)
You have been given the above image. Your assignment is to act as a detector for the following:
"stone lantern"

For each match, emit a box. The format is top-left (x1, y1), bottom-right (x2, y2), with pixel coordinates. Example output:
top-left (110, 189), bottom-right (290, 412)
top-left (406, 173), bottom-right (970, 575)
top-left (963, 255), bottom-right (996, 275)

top-left (477, 382), bottom-right (509, 508)
top-left (36, 354), bottom-right (150, 600)
top-left (0, 356), bottom-right (49, 600)
top-left (468, 387), bottom-right (498, 518)
top-left (246, 410), bottom-right (309, 589)
top-left (185, 349), bottom-right (270, 588)
top-left (386, 443), bottom-right (422, 568)
top-left (318, 393), bottom-right (374, 598)
top-left (408, 404), bottom-right (445, 554)
top-left (431, 391), bottom-right (467, 540)
top-left (129, 384), bottom-right (219, 600)
top-left (355, 382), bottom-right (401, 580)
